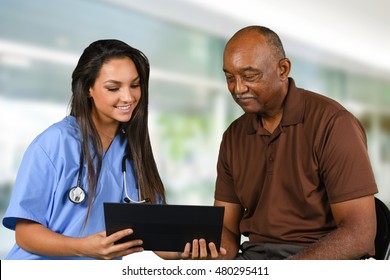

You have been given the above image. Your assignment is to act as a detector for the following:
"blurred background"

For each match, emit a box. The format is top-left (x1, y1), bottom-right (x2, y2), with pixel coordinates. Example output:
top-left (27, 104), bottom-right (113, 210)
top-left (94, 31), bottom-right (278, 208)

top-left (0, 0), bottom-right (389, 259)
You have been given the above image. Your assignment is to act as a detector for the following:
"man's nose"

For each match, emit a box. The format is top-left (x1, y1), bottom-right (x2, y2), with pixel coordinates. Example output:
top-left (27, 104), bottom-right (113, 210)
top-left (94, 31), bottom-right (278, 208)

top-left (234, 78), bottom-right (248, 94)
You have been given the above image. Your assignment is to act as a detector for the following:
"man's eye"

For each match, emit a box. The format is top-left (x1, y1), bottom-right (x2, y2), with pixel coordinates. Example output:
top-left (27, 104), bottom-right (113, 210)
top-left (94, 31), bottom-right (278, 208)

top-left (244, 75), bottom-right (256, 81)
top-left (225, 76), bottom-right (235, 82)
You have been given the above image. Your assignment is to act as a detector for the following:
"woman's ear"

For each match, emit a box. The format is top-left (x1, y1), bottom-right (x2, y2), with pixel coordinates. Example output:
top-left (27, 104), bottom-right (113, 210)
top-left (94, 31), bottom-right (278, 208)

top-left (88, 87), bottom-right (93, 98)
top-left (279, 58), bottom-right (291, 81)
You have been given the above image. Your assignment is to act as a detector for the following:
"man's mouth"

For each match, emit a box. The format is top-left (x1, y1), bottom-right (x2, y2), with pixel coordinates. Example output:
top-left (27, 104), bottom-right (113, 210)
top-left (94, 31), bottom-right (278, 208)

top-left (236, 94), bottom-right (255, 99)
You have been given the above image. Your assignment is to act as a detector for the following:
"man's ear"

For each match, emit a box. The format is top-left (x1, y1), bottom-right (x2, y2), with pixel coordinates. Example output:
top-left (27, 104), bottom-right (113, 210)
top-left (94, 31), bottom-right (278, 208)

top-left (279, 58), bottom-right (291, 80)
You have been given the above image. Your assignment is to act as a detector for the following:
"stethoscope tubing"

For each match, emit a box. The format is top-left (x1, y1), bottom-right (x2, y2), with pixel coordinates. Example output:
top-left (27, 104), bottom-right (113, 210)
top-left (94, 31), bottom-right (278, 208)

top-left (69, 151), bottom-right (149, 204)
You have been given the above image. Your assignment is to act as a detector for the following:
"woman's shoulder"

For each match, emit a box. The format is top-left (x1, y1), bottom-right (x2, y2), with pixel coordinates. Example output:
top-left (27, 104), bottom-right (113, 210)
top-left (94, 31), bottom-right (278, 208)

top-left (36, 116), bottom-right (80, 141)
top-left (29, 116), bottom-right (81, 154)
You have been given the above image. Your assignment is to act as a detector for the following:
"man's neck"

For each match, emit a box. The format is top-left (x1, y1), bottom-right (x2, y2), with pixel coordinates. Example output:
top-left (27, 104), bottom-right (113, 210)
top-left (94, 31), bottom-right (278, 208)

top-left (261, 110), bottom-right (283, 133)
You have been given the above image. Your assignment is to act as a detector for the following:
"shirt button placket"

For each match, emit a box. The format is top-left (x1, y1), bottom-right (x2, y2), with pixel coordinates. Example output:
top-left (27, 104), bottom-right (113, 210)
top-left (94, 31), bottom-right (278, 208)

top-left (266, 142), bottom-right (274, 171)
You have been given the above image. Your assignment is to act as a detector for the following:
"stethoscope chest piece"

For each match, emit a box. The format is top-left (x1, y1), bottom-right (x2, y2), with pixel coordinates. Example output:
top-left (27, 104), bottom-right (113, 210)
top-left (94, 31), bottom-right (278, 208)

top-left (68, 150), bottom-right (148, 205)
top-left (69, 151), bottom-right (86, 204)
top-left (68, 185), bottom-right (86, 204)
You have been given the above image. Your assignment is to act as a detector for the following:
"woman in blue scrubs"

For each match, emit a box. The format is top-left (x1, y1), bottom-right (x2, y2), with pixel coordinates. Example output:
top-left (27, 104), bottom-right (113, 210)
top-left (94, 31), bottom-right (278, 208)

top-left (2, 40), bottom-right (171, 259)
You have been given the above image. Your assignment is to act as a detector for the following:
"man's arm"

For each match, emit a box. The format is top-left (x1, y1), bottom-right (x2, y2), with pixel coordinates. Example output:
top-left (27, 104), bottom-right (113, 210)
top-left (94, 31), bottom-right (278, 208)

top-left (291, 195), bottom-right (376, 259)
top-left (214, 200), bottom-right (243, 259)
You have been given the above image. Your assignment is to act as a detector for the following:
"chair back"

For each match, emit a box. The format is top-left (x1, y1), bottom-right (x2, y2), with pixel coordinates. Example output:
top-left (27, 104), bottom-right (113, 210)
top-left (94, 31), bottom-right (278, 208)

top-left (374, 197), bottom-right (390, 260)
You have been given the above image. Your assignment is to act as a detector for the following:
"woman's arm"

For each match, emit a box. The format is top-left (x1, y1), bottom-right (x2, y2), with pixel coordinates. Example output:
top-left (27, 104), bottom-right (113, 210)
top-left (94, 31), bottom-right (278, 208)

top-left (15, 218), bottom-right (144, 259)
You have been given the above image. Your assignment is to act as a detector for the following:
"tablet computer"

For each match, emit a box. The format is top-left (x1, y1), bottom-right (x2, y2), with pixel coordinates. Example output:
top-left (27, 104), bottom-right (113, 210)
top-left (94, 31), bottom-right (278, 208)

top-left (104, 203), bottom-right (224, 252)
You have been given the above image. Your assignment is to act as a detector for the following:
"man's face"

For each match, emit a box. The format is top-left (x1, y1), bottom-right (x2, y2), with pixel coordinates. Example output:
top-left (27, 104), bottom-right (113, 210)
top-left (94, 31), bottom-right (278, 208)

top-left (223, 33), bottom-right (284, 116)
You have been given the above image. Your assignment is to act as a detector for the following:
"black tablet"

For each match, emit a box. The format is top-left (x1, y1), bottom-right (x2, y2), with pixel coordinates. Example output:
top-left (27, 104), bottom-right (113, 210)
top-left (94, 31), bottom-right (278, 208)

top-left (104, 203), bottom-right (224, 252)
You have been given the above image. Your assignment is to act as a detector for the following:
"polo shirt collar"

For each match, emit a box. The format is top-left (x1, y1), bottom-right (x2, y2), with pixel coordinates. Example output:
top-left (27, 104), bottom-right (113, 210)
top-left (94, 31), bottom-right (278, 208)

top-left (281, 77), bottom-right (305, 127)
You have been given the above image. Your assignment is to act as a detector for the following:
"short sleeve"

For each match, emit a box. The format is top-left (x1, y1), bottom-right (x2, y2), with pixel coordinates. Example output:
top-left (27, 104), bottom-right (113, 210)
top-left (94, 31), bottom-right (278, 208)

top-left (318, 110), bottom-right (377, 203)
top-left (214, 131), bottom-right (241, 204)
top-left (2, 141), bottom-right (57, 230)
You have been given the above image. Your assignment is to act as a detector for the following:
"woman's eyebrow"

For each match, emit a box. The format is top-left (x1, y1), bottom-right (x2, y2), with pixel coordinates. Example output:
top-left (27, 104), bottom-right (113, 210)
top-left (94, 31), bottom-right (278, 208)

top-left (104, 79), bottom-right (121, 85)
top-left (103, 76), bottom-right (140, 84)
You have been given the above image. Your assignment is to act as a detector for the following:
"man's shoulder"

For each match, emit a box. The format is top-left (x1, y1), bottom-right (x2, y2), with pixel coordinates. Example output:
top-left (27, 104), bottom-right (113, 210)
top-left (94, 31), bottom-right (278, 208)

top-left (296, 85), bottom-right (346, 114)
top-left (226, 113), bottom-right (254, 132)
top-left (295, 86), bottom-right (363, 136)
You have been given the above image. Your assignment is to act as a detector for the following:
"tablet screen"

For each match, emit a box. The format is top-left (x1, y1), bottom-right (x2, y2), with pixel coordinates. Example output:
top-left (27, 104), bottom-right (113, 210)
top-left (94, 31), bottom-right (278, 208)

top-left (104, 203), bottom-right (224, 252)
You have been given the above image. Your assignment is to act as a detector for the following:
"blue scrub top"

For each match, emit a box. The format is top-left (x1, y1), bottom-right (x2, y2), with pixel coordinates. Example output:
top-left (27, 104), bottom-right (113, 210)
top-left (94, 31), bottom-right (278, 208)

top-left (2, 116), bottom-right (140, 259)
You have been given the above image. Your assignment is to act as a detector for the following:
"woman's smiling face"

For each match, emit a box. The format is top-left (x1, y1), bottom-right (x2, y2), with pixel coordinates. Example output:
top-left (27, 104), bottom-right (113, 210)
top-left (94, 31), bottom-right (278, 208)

top-left (89, 57), bottom-right (141, 128)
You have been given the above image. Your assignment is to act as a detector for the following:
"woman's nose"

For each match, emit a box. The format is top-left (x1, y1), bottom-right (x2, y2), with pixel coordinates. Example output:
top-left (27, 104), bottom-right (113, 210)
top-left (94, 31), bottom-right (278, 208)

top-left (121, 88), bottom-right (133, 102)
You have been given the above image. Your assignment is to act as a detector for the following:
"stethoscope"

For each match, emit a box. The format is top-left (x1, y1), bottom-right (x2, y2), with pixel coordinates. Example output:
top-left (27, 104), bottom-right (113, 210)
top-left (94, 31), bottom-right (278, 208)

top-left (68, 151), bottom-right (150, 204)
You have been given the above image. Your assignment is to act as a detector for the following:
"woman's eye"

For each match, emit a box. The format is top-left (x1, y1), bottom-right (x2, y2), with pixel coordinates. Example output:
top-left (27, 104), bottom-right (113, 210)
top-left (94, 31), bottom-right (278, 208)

top-left (131, 84), bottom-right (140, 89)
top-left (107, 88), bottom-right (119, 92)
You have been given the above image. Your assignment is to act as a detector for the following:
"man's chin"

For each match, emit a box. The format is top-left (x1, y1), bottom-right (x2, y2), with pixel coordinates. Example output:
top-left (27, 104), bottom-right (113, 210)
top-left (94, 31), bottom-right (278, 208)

top-left (239, 105), bottom-right (261, 114)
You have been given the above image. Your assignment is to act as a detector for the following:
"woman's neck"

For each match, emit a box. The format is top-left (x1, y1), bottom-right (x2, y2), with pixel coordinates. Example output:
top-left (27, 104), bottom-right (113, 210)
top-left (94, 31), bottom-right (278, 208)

top-left (91, 113), bottom-right (119, 152)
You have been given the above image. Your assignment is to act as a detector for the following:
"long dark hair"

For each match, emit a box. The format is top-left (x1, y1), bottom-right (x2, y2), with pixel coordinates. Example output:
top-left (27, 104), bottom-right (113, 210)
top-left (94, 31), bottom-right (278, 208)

top-left (69, 39), bottom-right (166, 223)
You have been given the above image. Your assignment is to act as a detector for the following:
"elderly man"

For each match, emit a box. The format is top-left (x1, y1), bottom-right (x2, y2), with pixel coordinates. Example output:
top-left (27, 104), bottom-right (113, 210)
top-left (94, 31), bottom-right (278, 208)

top-left (214, 25), bottom-right (377, 259)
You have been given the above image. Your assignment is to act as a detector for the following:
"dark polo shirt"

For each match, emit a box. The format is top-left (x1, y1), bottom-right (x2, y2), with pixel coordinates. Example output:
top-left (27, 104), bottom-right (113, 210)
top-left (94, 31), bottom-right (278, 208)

top-left (215, 78), bottom-right (378, 245)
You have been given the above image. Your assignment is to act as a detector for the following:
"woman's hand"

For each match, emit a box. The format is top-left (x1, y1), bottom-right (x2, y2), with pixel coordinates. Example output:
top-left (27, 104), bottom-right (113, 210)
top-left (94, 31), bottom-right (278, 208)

top-left (79, 228), bottom-right (144, 259)
top-left (15, 219), bottom-right (143, 259)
